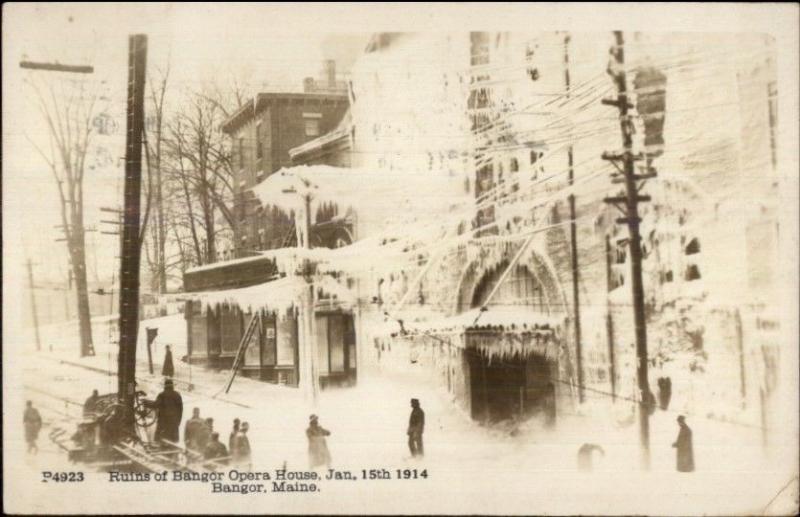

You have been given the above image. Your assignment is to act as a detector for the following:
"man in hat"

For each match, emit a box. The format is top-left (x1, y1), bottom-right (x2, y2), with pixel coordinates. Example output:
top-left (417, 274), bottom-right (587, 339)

top-left (672, 415), bottom-right (695, 472)
top-left (83, 389), bottom-right (100, 418)
top-left (184, 408), bottom-right (204, 451)
top-left (306, 415), bottom-right (332, 469)
top-left (23, 401), bottom-right (43, 454)
top-left (231, 422), bottom-right (252, 469)
top-left (229, 418), bottom-right (240, 452)
top-left (407, 398), bottom-right (425, 457)
top-left (153, 378), bottom-right (183, 444)
top-left (194, 418), bottom-right (213, 453)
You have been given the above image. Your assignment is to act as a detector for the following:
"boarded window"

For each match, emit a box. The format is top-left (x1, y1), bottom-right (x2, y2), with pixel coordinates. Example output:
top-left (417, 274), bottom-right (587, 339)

top-left (242, 312), bottom-right (261, 367)
top-left (329, 316), bottom-right (346, 373)
top-left (316, 315), bottom-right (330, 375)
top-left (262, 316), bottom-right (277, 366)
top-left (276, 313), bottom-right (296, 366)
top-left (219, 306), bottom-right (242, 357)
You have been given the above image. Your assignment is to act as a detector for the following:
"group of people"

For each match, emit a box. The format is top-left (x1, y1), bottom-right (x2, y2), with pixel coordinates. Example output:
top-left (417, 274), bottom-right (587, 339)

top-left (183, 409), bottom-right (252, 468)
top-left (146, 378), bottom-right (251, 469)
top-left (147, 373), bottom-right (427, 470)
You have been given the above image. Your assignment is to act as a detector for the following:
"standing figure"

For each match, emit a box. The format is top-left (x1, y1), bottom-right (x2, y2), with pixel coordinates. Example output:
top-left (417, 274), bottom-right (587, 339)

top-left (83, 389), bottom-right (100, 417)
top-left (23, 401), bottom-right (43, 454)
top-left (306, 415), bottom-right (332, 469)
top-left (184, 408), bottom-right (204, 451)
top-left (162, 345), bottom-right (175, 378)
top-left (657, 377), bottom-right (672, 410)
top-left (672, 415), bottom-right (695, 472)
top-left (194, 418), bottom-right (213, 453)
top-left (231, 422), bottom-right (252, 469)
top-left (229, 418), bottom-right (240, 452)
top-left (153, 379), bottom-right (183, 444)
top-left (407, 398), bottom-right (425, 457)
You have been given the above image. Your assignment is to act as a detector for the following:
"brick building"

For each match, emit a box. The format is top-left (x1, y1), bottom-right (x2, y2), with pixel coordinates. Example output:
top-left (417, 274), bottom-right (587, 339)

top-left (221, 91), bottom-right (349, 255)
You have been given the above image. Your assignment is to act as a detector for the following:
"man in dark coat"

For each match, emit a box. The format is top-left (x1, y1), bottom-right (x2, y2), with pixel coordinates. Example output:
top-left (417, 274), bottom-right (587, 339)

top-left (162, 345), bottom-right (175, 378)
top-left (194, 418), bottom-right (213, 453)
top-left (229, 418), bottom-right (240, 452)
top-left (153, 379), bottom-right (183, 444)
top-left (407, 398), bottom-right (425, 457)
top-left (184, 408), bottom-right (204, 451)
top-left (24, 401), bottom-right (43, 454)
top-left (672, 415), bottom-right (695, 472)
top-left (83, 389), bottom-right (100, 417)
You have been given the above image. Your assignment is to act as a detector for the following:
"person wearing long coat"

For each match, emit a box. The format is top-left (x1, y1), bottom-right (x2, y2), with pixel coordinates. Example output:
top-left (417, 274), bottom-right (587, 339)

top-left (306, 415), bottom-right (332, 469)
top-left (23, 401), bottom-right (43, 454)
top-left (672, 415), bottom-right (695, 472)
top-left (161, 345), bottom-right (175, 378)
top-left (407, 399), bottom-right (425, 457)
top-left (153, 379), bottom-right (183, 444)
top-left (231, 422), bottom-right (252, 469)
top-left (184, 408), bottom-right (204, 450)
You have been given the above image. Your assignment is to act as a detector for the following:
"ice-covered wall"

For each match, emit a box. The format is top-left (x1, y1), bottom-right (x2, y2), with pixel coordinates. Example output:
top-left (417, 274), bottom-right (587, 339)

top-left (346, 32), bottom-right (781, 428)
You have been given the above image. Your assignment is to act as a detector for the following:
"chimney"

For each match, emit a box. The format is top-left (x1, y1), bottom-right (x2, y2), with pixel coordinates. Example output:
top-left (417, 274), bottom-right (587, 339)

top-left (303, 77), bottom-right (315, 93)
top-left (323, 59), bottom-right (336, 89)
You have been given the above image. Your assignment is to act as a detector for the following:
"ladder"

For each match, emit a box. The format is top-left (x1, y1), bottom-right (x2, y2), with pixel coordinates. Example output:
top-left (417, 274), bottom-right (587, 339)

top-left (222, 314), bottom-right (261, 394)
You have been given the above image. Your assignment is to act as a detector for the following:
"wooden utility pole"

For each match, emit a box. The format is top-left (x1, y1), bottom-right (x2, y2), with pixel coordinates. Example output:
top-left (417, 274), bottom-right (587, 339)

top-left (563, 33), bottom-right (584, 403)
top-left (117, 34), bottom-right (147, 433)
top-left (304, 192), bottom-right (321, 404)
top-left (602, 31), bottom-right (654, 469)
top-left (26, 259), bottom-right (42, 351)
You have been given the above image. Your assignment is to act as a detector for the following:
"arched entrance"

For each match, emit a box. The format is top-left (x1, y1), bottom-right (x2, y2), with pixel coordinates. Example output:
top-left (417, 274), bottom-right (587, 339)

top-left (456, 257), bottom-right (565, 425)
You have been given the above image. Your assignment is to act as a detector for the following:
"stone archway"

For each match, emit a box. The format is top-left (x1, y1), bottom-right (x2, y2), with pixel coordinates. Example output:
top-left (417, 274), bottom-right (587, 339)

top-left (451, 243), bottom-right (575, 424)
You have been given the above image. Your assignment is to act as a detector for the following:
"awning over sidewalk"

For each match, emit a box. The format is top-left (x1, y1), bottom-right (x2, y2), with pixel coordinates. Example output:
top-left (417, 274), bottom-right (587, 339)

top-left (383, 307), bottom-right (562, 337)
top-left (373, 307), bottom-right (564, 360)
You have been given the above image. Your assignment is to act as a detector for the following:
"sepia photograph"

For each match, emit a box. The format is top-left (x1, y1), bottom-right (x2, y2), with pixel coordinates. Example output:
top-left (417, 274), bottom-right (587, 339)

top-left (2, 3), bottom-right (799, 515)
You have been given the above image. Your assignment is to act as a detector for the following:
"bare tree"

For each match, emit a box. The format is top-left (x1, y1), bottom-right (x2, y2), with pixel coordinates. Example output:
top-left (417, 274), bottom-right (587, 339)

top-left (162, 87), bottom-right (237, 266)
top-left (25, 73), bottom-right (103, 357)
top-left (142, 63), bottom-right (170, 293)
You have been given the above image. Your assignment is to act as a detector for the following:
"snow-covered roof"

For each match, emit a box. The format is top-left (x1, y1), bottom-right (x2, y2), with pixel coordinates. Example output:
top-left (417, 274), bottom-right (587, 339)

top-left (249, 165), bottom-right (469, 234)
top-left (185, 253), bottom-right (273, 275)
top-left (183, 275), bottom-right (355, 314)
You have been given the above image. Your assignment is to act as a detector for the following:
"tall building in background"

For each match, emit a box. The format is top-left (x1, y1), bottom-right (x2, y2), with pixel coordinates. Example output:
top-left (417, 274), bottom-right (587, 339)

top-left (221, 88), bottom-right (348, 255)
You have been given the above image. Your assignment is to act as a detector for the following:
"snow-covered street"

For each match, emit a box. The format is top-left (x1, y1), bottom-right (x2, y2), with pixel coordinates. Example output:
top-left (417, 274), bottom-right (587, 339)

top-left (5, 315), bottom-right (796, 515)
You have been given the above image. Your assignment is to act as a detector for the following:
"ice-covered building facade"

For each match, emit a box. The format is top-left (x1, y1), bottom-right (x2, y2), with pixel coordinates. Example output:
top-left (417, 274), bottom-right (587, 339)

top-left (331, 31), bottom-right (784, 430)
